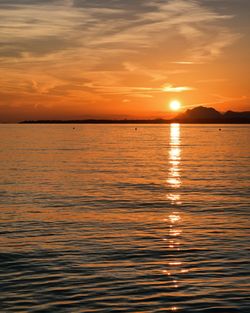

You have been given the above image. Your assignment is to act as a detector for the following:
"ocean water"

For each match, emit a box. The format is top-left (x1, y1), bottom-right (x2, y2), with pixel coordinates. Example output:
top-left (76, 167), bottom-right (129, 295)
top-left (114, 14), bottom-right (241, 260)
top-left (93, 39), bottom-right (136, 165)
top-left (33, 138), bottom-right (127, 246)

top-left (0, 124), bottom-right (249, 313)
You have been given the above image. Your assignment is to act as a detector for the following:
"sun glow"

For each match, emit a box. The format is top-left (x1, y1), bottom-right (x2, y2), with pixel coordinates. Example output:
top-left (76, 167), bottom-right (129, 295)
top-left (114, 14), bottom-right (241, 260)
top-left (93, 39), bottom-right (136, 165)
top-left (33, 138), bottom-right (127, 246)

top-left (170, 100), bottom-right (181, 111)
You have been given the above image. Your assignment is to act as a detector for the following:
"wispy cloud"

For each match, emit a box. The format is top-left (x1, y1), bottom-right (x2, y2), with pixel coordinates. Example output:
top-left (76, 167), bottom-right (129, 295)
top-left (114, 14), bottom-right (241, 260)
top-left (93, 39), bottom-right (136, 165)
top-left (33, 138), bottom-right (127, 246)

top-left (192, 95), bottom-right (250, 111)
top-left (0, 0), bottom-right (239, 62)
top-left (0, 0), bottom-right (245, 120)
top-left (162, 84), bottom-right (194, 93)
top-left (171, 61), bottom-right (197, 65)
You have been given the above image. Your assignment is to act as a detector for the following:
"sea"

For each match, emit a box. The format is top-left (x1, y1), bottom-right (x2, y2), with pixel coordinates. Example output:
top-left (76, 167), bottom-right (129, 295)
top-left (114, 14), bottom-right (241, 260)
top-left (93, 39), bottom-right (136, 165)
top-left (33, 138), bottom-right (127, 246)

top-left (0, 124), bottom-right (249, 313)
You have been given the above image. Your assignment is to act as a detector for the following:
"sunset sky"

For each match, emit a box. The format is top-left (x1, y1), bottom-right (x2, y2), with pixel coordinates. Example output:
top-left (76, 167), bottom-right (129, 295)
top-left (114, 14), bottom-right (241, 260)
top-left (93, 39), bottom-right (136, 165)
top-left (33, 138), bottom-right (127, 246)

top-left (0, 0), bottom-right (249, 122)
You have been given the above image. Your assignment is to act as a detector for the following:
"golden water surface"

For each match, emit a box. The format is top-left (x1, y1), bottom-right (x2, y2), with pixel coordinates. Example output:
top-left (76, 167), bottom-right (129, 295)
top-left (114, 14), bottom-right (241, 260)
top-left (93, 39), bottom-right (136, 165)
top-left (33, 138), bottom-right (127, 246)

top-left (0, 124), bottom-right (249, 312)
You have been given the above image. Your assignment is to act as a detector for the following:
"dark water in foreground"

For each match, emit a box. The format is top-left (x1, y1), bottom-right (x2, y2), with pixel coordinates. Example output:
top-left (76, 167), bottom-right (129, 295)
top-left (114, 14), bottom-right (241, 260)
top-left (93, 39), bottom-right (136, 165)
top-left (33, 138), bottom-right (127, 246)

top-left (0, 124), bottom-right (249, 313)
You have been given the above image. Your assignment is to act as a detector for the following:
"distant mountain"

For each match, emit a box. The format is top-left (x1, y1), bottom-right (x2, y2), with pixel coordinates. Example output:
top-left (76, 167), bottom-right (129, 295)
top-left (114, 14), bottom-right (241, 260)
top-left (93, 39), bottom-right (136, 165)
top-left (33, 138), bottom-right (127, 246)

top-left (223, 110), bottom-right (250, 122)
top-left (177, 106), bottom-right (222, 121)
top-left (174, 106), bottom-right (250, 123)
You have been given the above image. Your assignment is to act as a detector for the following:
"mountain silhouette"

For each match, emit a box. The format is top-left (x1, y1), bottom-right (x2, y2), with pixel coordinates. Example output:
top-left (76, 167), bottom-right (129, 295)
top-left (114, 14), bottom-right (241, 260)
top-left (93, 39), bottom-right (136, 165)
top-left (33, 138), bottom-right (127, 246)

top-left (223, 110), bottom-right (250, 122)
top-left (177, 106), bottom-right (222, 121)
top-left (174, 106), bottom-right (250, 123)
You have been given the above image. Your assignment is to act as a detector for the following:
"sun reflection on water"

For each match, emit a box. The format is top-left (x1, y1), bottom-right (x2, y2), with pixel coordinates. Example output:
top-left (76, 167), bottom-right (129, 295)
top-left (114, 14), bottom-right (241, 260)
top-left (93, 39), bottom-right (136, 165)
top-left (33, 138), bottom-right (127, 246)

top-left (167, 124), bottom-right (182, 190)
top-left (163, 123), bottom-right (184, 295)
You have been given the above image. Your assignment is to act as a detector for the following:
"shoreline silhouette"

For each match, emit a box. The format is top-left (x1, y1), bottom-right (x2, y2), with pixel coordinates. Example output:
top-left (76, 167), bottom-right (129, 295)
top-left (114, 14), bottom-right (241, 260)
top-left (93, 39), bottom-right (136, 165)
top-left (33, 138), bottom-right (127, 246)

top-left (19, 106), bottom-right (250, 124)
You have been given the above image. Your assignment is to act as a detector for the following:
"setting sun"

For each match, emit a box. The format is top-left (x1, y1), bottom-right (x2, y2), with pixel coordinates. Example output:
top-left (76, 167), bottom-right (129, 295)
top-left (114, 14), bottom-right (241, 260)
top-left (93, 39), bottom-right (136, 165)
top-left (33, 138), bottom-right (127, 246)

top-left (170, 100), bottom-right (182, 111)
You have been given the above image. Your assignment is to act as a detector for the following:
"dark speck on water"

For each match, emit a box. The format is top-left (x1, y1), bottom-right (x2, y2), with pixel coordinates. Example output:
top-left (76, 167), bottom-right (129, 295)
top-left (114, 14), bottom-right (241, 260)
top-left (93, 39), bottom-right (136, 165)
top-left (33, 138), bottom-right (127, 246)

top-left (0, 124), bottom-right (249, 313)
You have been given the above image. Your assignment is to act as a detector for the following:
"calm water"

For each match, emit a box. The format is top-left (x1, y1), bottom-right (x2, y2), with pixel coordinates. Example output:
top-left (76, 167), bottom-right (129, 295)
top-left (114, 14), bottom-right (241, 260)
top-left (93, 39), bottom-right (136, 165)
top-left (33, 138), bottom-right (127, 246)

top-left (0, 124), bottom-right (249, 313)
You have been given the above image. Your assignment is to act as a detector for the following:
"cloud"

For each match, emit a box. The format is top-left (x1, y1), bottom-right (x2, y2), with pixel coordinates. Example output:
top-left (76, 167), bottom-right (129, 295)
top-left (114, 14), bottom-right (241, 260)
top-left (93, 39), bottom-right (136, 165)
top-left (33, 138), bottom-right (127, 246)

top-left (193, 95), bottom-right (250, 111)
top-left (0, 0), bottom-right (239, 60)
top-left (171, 61), bottom-right (197, 65)
top-left (162, 85), bottom-right (194, 93)
top-left (0, 0), bottom-right (244, 119)
top-left (77, 82), bottom-right (194, 98)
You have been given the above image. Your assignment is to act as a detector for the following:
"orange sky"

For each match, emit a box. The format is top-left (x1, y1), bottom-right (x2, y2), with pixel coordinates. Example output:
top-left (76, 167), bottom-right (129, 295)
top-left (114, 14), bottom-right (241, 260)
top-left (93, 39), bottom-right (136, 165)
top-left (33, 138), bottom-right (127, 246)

top-left (0, 0), bottom-right (249, 122)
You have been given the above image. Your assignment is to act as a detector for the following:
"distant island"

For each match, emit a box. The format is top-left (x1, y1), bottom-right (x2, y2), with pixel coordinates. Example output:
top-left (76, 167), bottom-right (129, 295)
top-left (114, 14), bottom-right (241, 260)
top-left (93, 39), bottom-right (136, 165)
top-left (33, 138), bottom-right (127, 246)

top-left (20, 106), bottom-right (250, 124)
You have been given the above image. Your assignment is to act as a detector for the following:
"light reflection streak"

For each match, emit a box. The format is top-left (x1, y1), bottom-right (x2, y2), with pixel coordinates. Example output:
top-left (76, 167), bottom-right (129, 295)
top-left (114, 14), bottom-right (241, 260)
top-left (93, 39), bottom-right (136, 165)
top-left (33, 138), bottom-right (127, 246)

top-left (167, 194), bottom-right (180, 202)
top-left (162, 123), bottom-right (184, 296)
top-left (169, 229), bottom-right (182, 236)
top-left (171, 306), bottom-right (178, 311)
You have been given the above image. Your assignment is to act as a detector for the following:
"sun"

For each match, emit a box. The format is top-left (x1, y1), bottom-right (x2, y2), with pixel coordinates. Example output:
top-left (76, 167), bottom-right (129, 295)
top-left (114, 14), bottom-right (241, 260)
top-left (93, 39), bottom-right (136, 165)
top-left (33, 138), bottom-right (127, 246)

top-left (169, 100), bottom-right (181, 111)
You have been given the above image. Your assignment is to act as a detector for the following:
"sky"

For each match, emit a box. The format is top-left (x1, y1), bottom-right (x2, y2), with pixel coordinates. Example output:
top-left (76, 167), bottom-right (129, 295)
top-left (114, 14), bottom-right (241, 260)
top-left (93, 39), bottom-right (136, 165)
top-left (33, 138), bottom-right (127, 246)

top-left (0, 0), bottom-right (249, 122)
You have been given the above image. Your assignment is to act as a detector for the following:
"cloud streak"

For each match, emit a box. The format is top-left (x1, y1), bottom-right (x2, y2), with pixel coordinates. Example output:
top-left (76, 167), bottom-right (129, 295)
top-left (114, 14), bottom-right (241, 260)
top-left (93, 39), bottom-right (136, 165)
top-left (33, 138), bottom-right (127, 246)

top-left (162, 85), bottom-right (194, 93)
top-left (0, 0), bottom-right (247, 121)
top-left (0, 0), bottom-right (238, 61)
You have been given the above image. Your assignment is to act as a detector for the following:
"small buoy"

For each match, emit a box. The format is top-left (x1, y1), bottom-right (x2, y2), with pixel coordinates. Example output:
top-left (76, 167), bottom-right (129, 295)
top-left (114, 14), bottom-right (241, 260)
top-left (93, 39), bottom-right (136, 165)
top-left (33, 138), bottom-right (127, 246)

top-left (73, 127), bottom-right (75, 130)
top-left (219, 128), bottom-right (221, 131)
top-left (135, 128), bottom-right (137, 131)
